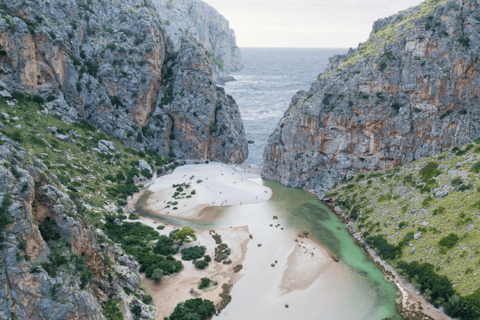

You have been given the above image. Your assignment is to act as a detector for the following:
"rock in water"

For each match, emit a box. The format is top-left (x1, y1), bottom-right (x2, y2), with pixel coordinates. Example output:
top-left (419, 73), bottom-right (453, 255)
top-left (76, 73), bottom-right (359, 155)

top-left (263, 0), bottom-right (480, 196)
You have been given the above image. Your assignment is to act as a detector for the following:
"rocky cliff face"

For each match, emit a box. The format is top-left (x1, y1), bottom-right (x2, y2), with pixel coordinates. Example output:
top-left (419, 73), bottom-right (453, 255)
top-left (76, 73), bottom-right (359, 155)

top-left (0, 136), bottom-right (153, 320)
top-left (153, 0), bottom-right (243, 76)
top-left (143, 43), bottom-right (247, 162)
top-left (263, 0), bottom-right (480, 196)
top-left (0, 0), bottom-right (247, 163)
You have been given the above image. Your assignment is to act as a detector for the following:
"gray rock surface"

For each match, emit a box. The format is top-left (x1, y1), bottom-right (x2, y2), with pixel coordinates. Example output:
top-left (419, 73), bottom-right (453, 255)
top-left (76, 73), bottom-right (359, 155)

top-left (263, 0), bottom-right (480, 196)
top-left (138, 159), bottom-right (152, 174)
top-left (0, 135), bottom-right (152, 320)
top-left (0, 0), bottom-right (247, 163)
top-left (98, 140), bottom-right (116, 152)
top-left (153, 0), bottom-right (242, 75)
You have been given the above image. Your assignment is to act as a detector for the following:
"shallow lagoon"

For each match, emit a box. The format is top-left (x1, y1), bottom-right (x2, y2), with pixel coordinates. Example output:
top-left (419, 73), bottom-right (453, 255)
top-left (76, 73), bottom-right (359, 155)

top-left (139, 178), bottom-right (402, 320)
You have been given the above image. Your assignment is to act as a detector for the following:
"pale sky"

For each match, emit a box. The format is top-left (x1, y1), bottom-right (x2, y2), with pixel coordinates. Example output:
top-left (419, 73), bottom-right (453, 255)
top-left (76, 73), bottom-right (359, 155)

top-left (202, 0), bottom-right (424, 47)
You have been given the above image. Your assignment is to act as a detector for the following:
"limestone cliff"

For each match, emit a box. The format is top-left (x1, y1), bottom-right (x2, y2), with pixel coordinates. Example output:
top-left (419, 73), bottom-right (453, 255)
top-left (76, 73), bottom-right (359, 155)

top-left (0, 0), bottom-right (247, 163)
top-left (263, 0), bottom-right (480, 196)
top-left (0, 136), bottom-right (153, 320)
top-left (153, 0), bottom-right (243, 78)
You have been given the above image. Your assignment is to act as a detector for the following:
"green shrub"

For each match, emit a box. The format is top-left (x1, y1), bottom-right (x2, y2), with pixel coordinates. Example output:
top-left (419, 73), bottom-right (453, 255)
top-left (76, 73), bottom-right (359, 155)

top-left (421, 196), bottom-right (433, 208)
top-left (181, 246), bottom-right (206, 261)
top-left (459, 36), bottom-right (470, 47)
top-left (452, 177), bottom-right (463, 187)
top-left (143, 294), bottom-right (153, 304)
top-left (9, 130), bottom-right (23, 143)
top-left (39, 217), bottom-right (61, 241)
top-left (194, 260), bottom-right (209, 269)
top-left (166, 298), bottom-right (215, 320)
top-left (444, 288), bottom-right (480, 319)
top-left (377, 194), bottom-right (392, 202)
top-left (365, 235), bottom-right (400, 260)
top-left (233, 264), bottom-right (243, 273)
top-left (433, 207), bottom-right (445, 216)
top-left (130, 305), bottom-right (141, 318)
top-left (109, 96), bottom-right (124, 108)
top-left (397, 261), bottom-right (454, 308)
top-left (392, 102), bottom-right (402, 111)
top-left (151, 268), bottom-right (163, 281)
top-left (419, 162), bottom-right (440, 181)
top-left (398, 221), bottom-right (408, 229)
top-left (80, 270), bottom-right (94, 289)
top-left (128, 213), bottom-right (139, 220)
top-left (141, 168), bottom-right (152, 178)
top-left (153, 235), bottom-right (178, 255)
top-left (438, 233), bottom-right (459, 249)
top-left (102, 299), bottom-right (124, 320)
top-left (198, 277), bottom-right (210, 289)
top-left (156, 225), bottom-right (165, 230)
top-left (471, 161), bottom-right (480, 173)
top-left (0, 215), bottom-right (14, 228)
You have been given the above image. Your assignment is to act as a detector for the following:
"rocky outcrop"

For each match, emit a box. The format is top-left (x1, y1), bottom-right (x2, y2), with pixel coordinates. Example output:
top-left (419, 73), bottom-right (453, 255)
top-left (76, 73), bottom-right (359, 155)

top-left (0, 135), bottom-right (153, 320)
top-left (153, 0), bottom-right (243, 77)
top-left (144, 43), bottom-right (248, 162)
top-left (0, 0), bottom-right (247, 163)
top-left (263, 0), bottom-right (480, 196)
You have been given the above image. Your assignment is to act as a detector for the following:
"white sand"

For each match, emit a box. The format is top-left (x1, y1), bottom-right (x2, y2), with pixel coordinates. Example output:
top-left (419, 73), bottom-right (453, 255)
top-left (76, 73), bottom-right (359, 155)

top-left (146, 163), bottom-right (272, 219)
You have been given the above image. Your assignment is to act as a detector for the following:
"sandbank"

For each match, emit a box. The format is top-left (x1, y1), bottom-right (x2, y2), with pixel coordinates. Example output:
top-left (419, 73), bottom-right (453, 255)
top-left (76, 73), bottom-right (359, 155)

top-left (145, 162), bottom-right (272, 220)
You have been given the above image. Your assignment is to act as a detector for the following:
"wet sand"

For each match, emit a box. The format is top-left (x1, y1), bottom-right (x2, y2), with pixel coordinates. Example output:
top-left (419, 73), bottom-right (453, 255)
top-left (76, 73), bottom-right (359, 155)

top-left (280, 235), bottom-right (333, 294)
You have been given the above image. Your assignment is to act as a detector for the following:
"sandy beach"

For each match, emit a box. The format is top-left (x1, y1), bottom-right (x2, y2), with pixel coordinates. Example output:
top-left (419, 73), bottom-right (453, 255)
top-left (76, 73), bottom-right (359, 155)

top-left (145, 163), bottom-right (272, 220)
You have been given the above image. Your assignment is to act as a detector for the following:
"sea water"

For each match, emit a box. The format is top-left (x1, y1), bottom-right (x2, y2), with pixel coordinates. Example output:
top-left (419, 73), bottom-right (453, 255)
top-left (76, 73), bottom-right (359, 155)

top-left (222, 47), bottom-right (348, 166)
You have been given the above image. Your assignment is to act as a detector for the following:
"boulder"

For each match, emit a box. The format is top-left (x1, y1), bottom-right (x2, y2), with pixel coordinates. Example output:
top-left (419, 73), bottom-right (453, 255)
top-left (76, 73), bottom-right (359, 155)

top-left (55, 133), bottom-right (70, 141)
top-left (99, 140), bottom-right (116, 152)
top-left (47, 126), bottom-right (57, 133)
top-left (0, 90), bottom-right (12, 99)
top-left (435, 190), bottom-right (449, 199)
top-left (138, 159), bottom-right (152, 174)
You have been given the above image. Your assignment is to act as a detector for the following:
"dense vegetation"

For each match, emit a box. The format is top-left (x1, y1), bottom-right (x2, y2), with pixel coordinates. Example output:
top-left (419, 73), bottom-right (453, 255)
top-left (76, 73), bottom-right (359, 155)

top-left (181, 246), bottom-right (206, 261)
top-left (327, 142), bottom-right (480, 319)
top-left (164, 298), bottom-right (215, 320)
top-left (103, 216), bottom-right (184, 278)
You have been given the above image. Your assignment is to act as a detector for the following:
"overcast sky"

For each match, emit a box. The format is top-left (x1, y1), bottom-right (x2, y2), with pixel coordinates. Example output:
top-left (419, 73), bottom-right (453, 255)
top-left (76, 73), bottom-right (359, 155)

top-left (202, 0), bottom-right (423, 48)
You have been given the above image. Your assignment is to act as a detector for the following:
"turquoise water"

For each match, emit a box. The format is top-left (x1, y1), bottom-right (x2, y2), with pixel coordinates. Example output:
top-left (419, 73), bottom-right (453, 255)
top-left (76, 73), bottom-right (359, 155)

top-left (139, 179), bottom-right (402, 319)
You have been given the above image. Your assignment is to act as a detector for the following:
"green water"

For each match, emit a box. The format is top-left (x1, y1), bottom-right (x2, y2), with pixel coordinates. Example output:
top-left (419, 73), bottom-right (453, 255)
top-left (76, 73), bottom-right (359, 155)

top-left (139, 179), bottom-right (402, 319)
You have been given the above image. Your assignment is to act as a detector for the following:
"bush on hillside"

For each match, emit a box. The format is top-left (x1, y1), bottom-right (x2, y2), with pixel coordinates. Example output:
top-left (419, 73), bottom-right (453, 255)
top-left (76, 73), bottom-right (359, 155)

top-left (419, 162), bottom-right (441, 181)
top-left (438, 233), bottom-right (460, 249)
